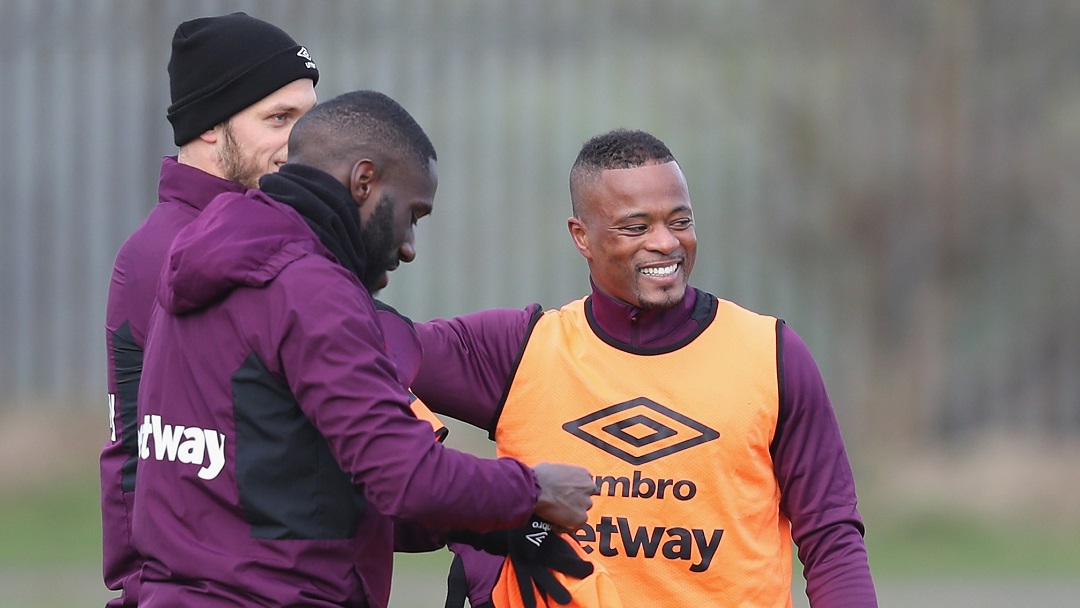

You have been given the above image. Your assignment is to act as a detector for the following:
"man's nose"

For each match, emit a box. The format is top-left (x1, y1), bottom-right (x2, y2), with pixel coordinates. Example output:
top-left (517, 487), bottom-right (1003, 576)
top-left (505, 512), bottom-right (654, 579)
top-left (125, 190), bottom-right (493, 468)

top-left (646, 226), bottom-right (679, 253)
top-left (398, 234), bottom-right (417, 264)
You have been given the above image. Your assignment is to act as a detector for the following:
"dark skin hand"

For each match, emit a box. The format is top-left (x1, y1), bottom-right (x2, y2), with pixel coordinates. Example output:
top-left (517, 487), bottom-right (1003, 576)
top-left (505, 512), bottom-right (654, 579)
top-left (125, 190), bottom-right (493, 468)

top-left (531, 462), bottom-right (598, 530)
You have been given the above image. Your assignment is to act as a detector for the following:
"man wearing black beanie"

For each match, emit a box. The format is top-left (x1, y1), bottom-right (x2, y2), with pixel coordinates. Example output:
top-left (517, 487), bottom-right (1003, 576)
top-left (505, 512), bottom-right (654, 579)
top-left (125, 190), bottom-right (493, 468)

top-left (101, 12), bottom-right (318, 607)
top-left (167, 11), bottom-right (320, 187)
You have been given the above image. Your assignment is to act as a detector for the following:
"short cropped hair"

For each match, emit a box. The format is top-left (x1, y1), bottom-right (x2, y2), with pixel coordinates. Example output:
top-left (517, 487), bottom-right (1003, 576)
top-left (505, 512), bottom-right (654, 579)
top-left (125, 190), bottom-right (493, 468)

top-left (288, 90), bottom-right (436, 175)
top-left (569, 129), bottom-right (676, 216)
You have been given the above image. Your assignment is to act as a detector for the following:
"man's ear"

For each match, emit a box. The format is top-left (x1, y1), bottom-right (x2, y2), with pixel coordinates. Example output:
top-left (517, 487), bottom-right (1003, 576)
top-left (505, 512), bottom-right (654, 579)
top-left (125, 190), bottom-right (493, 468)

top-left (567, 216), bottom-right (592, 260)
top-left (350, 159), bottom-right (377, 207)
top-left (197, 124), bottom-right (222, 144)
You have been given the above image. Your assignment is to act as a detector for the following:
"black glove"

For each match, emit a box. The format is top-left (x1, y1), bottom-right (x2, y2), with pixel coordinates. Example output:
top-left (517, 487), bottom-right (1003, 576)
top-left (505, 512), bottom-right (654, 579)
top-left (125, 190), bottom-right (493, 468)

top-left (446, 516), bottom-right (594, 608)
top-left (509, 520), bottom-right (594, 607)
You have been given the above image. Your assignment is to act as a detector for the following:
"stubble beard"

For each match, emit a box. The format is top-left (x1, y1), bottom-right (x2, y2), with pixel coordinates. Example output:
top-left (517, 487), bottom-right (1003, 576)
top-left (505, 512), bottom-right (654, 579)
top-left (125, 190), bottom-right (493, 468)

top-left (635, 285), bottom-right (686, 311)
top-left (216, 123), bottom-right (263, 189)
top-left (632, 271), bottom-right (688, 310)
top-left (359, 195), bottom-right (398, 294)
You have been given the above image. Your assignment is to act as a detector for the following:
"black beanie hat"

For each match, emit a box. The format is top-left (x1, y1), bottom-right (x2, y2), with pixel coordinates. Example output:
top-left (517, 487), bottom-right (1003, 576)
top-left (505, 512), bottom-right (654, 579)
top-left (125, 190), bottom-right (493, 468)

top-left (167, 12), bottom-right (320, 146)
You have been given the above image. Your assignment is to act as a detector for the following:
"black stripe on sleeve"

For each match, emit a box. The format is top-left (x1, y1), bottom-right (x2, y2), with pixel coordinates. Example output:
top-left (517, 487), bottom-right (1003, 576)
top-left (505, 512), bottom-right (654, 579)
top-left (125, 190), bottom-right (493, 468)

top-left (769, 319), bottom-right (787, 458)
top-left (111, 322), bottom-right (143, 493)
top-left (488, 304), bottom-right (545, 440)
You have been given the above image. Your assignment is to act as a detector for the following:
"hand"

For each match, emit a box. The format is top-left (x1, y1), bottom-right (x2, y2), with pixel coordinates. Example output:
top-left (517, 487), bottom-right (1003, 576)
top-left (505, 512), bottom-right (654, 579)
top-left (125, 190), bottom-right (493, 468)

top-left (531, 462), bottom-right (597, 530)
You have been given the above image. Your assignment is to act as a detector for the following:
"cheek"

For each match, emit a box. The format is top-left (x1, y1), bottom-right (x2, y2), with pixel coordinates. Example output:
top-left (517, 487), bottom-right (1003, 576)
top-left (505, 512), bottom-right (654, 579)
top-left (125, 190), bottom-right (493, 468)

top-left (258, 132), bottom-right (289, 155)
top-left (609, 242), bottom-right (638, 268)
top-left (597, 246), bottom-right (637, 282)
top-left (393, 214), bottom-right (414, 245)
top-left (682, 235), bottom-right (698, 264)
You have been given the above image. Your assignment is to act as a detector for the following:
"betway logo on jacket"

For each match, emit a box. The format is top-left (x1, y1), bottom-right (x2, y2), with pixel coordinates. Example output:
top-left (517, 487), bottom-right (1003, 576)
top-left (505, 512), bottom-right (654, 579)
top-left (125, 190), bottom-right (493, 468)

top-left (137, 414), bottom-right (226, 480)
top-left (583, 471), bottom-right (721, 572)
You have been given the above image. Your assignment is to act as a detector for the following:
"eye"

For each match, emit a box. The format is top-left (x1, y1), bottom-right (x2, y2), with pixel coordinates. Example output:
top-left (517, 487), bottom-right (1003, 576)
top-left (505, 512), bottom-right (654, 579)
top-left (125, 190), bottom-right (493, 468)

top-left (411, 208), bottom-right (430, 226)
top-left (671, 218), bottom-right (693, 229)
top-left (620, 224), bottom-right (648, 235)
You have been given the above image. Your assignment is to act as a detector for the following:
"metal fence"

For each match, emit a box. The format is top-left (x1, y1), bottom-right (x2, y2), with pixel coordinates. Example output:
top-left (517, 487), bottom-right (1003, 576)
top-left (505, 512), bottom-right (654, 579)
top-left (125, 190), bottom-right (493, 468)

top-left (2, 0), bottom-right (1077, 448)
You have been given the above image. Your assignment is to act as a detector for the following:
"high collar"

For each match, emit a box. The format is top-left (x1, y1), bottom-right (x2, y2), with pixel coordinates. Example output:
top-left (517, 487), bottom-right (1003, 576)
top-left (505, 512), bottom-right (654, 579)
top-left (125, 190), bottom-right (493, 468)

top-left (586, 278), bottom-right (700, 349)
top-left (158, 156), bottom-right (247, 210)
top-left (259, 164), bottom-right (367, 281)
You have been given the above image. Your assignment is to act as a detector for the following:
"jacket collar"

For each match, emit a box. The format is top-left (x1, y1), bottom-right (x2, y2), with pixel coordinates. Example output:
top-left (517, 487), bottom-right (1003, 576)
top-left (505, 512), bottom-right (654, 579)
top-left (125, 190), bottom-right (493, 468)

top-left (157, 156), bottom-right (247, 211)
top-left (587, 278), bottom-right (700, 348)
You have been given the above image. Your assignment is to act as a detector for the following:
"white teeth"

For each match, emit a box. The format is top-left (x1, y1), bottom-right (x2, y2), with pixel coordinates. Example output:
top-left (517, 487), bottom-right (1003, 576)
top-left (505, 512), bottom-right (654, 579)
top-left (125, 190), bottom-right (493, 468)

top-left (641, 264), bottom-right (678, 277)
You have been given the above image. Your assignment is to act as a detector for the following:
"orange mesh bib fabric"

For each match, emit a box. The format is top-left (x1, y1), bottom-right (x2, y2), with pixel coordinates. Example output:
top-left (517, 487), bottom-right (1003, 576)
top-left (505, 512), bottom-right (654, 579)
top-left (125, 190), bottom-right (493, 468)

top-left (495, 297), bottom-right (792, 607)
top-left (409, 396), bottom-right (448, 442)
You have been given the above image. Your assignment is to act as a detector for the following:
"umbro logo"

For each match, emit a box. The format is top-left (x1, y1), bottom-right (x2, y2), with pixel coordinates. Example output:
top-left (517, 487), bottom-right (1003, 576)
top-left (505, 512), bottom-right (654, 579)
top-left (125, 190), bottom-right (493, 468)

top-left (526, 518), bottom-right (552, 546)
top-left (297, 46), bottom-right (316, 70)
top-left (562, 397), bottom-right (719, 465)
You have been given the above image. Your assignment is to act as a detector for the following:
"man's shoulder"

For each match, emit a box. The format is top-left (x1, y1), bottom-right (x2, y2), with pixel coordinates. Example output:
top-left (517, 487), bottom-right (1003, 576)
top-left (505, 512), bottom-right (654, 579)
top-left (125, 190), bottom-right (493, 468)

top-left (122, 201), bottom-right (198, 247)
top-left (270, 251), bottom-right (373, 312)
top-left (415, 304), bottom-right (539, 351)
top-left (708, 291), bottom-right (774, 321)
top-left (109, 202), bottom-right (198, 302)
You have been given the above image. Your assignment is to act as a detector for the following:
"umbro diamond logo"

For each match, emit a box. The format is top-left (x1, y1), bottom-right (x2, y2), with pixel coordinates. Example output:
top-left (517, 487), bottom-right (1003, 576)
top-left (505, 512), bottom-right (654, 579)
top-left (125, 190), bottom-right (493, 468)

top-left (296, 46), bottom-right (316, 70)
top-left (562, 397), bottom-right (719, 465)
top-left (525, 517), bottom-right (552, 546)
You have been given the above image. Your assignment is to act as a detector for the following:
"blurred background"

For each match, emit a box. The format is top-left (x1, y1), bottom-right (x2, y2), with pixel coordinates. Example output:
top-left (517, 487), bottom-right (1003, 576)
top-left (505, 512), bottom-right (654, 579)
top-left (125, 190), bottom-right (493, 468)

top-left (1, 0), bottom-right (1078, 606)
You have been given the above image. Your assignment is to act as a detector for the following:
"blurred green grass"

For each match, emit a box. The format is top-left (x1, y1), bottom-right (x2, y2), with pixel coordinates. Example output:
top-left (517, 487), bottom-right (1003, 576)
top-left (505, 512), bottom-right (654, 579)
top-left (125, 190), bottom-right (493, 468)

top-left (0, 472), bottom-right (102, 566)
top-left (4, 470), bottom-right (1080, 578)
top-left (864, 506), bottom-right (1080, 578)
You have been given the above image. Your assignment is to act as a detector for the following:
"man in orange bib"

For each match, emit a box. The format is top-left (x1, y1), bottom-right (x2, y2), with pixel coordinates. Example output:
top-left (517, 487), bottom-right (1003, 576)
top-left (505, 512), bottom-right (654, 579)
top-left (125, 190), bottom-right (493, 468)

top-left (415, 129), bottom-right (877, 607)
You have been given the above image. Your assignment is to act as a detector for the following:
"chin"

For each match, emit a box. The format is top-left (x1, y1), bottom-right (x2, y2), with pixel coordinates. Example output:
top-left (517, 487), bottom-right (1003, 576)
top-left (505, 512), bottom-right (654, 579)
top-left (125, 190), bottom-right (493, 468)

top-left (638, 286), bottom-right (687, 310)
top-left (363, 274), bottom-right (390, 295)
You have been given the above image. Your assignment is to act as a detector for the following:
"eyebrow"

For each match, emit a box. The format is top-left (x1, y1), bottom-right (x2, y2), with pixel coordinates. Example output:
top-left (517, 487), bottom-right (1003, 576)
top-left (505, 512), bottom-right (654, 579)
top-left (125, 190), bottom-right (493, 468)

top-left (260, 103), bottom-right (303, 115)
top-left (619, 205), bottom-right (692, 221)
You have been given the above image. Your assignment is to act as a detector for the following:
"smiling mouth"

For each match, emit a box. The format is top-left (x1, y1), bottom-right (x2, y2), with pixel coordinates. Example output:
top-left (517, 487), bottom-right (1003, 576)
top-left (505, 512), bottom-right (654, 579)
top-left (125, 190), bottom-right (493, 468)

top-left (640, 263), bottom-right (679, 277)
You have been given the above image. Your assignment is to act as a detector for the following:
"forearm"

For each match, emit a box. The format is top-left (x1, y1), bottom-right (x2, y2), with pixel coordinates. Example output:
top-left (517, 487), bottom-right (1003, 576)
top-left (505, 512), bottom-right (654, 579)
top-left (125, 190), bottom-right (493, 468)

top-left (319, 388), bottom-right (540, 531)
top-left (393, 518), bottom-right (447, 553)
top-left (283, 286), bottom-right (540, 532)
top-left (412, 306), bottom-right (538, 430)
top-left (799, 510), bottom-right (876, 607)
top-left (774, 324), bottom-right (877, 607)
